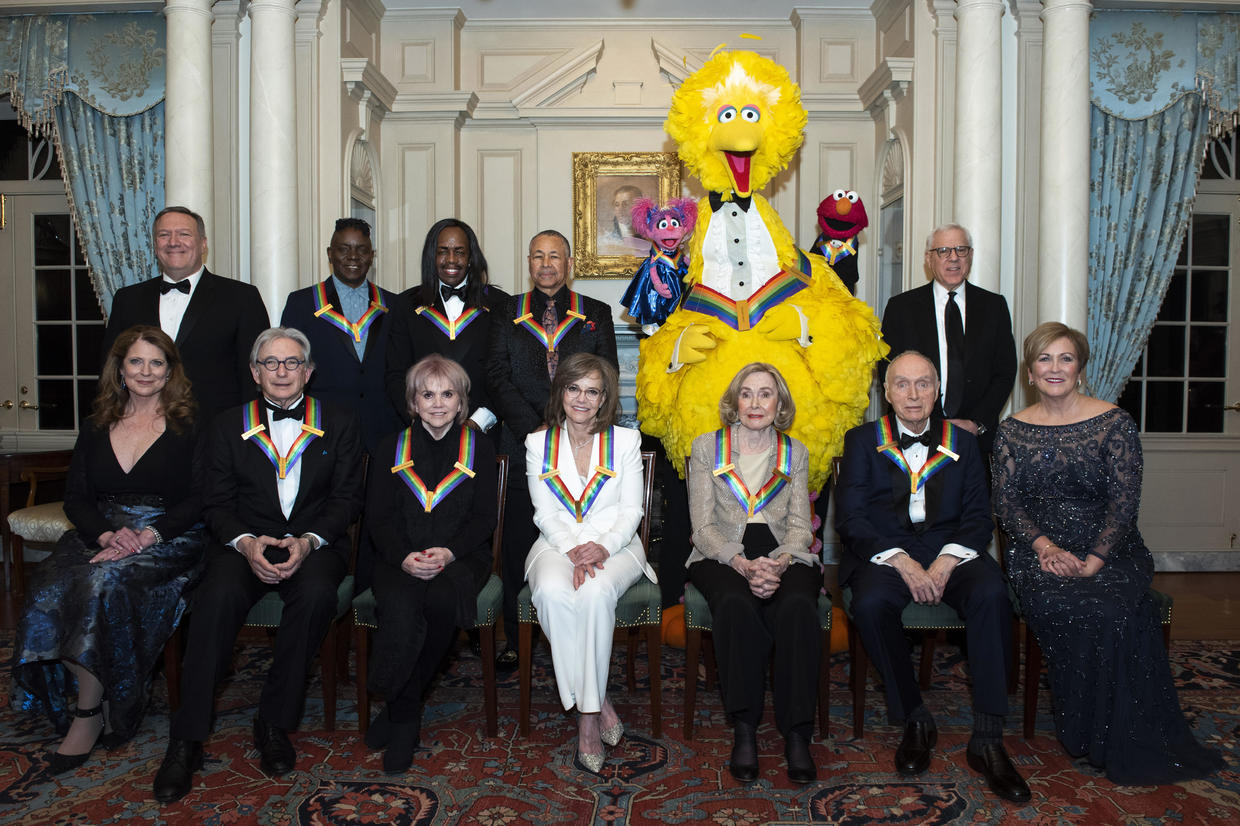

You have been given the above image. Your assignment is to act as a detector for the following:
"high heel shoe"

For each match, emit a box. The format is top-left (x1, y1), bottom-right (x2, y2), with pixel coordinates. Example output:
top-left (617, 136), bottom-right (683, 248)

top-left (600, 721), bottom-right (624, 747)
top-left (575, 750), bottom-right (605, 774)
top-left (47, 705), bottom-right (103, 775)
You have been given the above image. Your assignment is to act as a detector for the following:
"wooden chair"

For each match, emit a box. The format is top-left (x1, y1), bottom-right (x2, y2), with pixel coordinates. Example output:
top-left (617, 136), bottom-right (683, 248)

top-left (517, 451), bottom-right (662, 738)
top-left (5, 466), bottom-right (72, 595)
top-left (680, 456), bottom-right (833, 739)
top-left (164, 455), bottom-right (369, 732)
top-left (352, 453), bottom-right (509, 738)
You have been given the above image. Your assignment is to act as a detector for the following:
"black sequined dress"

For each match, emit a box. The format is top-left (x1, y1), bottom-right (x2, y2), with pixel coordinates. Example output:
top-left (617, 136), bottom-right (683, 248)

top-left (992, 408), bottom-right (1222, 784)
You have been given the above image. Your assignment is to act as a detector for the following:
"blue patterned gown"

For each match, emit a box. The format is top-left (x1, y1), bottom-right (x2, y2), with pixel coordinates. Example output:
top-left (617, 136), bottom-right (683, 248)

top-left (992, 408), bottom-right (1223, 784)
top-left (14, 423), bottom-right (206, 744)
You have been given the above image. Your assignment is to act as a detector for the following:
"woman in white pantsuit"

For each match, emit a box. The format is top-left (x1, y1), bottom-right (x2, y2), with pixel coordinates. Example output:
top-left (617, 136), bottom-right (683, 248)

top-left (525, 353), bottom-right (656, 774)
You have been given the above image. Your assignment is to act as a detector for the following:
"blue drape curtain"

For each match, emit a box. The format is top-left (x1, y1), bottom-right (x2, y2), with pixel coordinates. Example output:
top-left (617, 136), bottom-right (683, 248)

top-left (1087, 12), bottom-right (1240, 403)
top-left (1, 13), bottom-right (165, 315)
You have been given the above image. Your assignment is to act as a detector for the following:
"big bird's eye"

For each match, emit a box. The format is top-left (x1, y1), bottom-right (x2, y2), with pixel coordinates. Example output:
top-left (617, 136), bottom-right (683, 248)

top-left (717, 105), bottom-right (737, 123)
top-left (741, 105), bottom-right (760, 122)
top-left (845, 191), bottom-right (860, 203)
top-left (833, 189), bottom-right (847, 200)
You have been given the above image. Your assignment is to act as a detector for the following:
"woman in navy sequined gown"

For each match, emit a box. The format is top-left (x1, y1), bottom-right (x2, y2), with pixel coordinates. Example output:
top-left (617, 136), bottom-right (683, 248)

top-left (15, 326), bottom-right (206, 773)
top-left (992, 322), bottom-right (1223, 784)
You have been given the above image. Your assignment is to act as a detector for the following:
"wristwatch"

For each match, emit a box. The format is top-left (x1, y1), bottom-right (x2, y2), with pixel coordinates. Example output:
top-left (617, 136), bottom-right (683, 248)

top-left (973, 420), bottom-right (987, 435)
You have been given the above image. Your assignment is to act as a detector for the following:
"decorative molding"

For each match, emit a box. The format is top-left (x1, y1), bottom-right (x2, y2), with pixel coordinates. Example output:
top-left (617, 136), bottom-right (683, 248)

top-left (858, 57), bottom-right (913, 137)
top-left (801, 92), bottom-right (868, 117)
top-left (350, 139), bottom-right (376, 206)
top-left (511, 40), bottom-right (605, 109)
top-left (881, 138), bottom-right (905, 200)
top-left (927, 0), bottom-right (960, 33)
top-left (652, 39), bottom-right (701, 89)
top-left (388, 91), bottom-right (479, 123)
top-left (341, 57), bottom-right (398, 126)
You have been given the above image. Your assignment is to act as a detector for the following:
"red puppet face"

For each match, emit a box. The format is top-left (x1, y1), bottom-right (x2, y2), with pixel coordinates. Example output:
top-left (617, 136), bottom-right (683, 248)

top-left (817, 189), bottom-right (869, 241)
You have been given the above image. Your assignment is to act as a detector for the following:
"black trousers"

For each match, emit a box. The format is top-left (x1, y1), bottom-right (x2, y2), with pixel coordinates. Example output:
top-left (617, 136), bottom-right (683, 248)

top-left (372, 574), bottom-right (462, 723)
top-left (500, 481), bottom-right (537, 644)
top-left (847, 552), bottom-right (1011, 723)
top-left (688, 554), bottom-right (821, 735)
top-left (170, 545), bottom-right (346, 741)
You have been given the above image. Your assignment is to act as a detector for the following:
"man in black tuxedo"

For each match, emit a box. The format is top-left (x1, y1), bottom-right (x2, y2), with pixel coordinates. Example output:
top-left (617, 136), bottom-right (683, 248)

top-left (486, 229), bottom-right (618, 667)
top-left (384, 219), bottom-right (509, 441)
top-left (879, 223), bottom-right (1016, 454)
top-left (104, 206), bottom-right (269, 421)
top-left (153, 327), bottom-right (363, 803)
top-left (835, 351), bottom-right (1029, 804)
top-left (280, 217), bottom-right (401, 452)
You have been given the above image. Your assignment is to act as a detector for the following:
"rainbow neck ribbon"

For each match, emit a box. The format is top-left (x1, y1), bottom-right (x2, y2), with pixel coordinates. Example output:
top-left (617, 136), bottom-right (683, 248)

top-left (390, 426), bottom-right (477, 513)
top-left (513, 291), bottom-right (585, 352)
top-left (415, 304), bottom-right (484, 341)
top-left (874, 417), bottom-right (960, 494)
top-left (539, 426), bottom-right (615, 523)
top-left (682, 265), bottom-right (810, 332)
top-left (241, 398), bottom-right (325, 479)
top-left (816, 236), bottom-right (857, 265)
top-left (648, 246), bottom-right (684, 270)
top-left (312, 280), bottom-right (387, 343)
top-left (712, 427), bottom-right (794, 517)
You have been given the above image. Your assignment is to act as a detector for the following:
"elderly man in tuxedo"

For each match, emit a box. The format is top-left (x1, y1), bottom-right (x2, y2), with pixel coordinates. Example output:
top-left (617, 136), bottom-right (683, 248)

top-left (879, 224), bottom-right (1016, 456)
top-left (152, 327), bottom-right (363, 803)
top-left (486, 229), bottom-right (617, 669)
top-left (104, 206), bottom-right (269, 421)
top-left (834, 350), bottom-right (1029, 804)
top-left (280, 217), bottom-right (401, 452)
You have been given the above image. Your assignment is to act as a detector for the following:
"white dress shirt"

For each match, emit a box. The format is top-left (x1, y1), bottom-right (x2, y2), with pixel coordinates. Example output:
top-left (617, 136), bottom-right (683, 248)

top-left (159, 268), bottom-right (204, 341)
top-left (439, 278), bottom-right (497, 433)
top-left (932, 280), bottom-right (967, 413)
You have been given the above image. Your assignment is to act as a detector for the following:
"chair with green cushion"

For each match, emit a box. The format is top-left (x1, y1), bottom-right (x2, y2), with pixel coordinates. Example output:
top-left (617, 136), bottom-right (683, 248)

top-left (1021, 587), bottom-right (1173, 739)
top-left (353, 454), bottom-right (508, 738)
top-left (517, 451), bottom-right (661, 738)
top-left (682, 580), bottom-right (832, 739)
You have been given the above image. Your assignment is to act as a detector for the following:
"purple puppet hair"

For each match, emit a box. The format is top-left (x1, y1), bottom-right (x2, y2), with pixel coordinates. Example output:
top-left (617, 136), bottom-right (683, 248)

top-left (630, 197), bottom-right (699, 240)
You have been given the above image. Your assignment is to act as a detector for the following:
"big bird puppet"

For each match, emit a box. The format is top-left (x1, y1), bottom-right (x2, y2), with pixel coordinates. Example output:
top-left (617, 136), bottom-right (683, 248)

top-left (635, 49), bottom-right (887, 490)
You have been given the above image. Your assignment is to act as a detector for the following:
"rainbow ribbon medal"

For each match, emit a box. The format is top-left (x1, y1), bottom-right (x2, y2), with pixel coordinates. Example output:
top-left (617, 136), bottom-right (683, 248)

top-left (312, 280), bottom-right (388, 343)
top-left (874, 418), bottom-right (960, 493)
top-left (682, 256), bottom-right (810, 331)
top-left (712, 427), bottom-right (794, 517)
top-left (513, 291), bottom-right (585, 352)
top-left (539, 426), bottom-right (615, 523)
top-left (416, 304), bottom-right (484, 341)
top-left (241, 398), bottom-right (325, 479)
top-left (390, 426), bottom-right (477, 512)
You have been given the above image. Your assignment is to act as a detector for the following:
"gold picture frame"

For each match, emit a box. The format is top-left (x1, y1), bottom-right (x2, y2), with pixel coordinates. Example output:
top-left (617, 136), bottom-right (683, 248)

top-left (572, 151), bottom-right (682, 278)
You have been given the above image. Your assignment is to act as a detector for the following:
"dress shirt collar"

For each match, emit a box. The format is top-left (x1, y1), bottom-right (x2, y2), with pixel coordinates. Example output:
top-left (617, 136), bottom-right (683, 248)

top-left (162, 268), bottom-right (203, 293)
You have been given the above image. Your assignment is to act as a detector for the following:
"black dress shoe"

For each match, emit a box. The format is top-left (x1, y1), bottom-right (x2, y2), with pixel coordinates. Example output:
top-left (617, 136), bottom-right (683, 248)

top-left (495, 646), bottom-right (519, 672)
top-left (729, 720), bottom-right (759, 783)
top-left (895, 718), bottom-right (937, 776)
top-left (253, 716), bottom-right (296, 776)
top-left (383, 719), bottom-right (422, 774)
top-left (47, 703), bottom-right (104, 775)
top-left (784, 730), bottom-right (817, 784)
top-left (153, 738), bottom-right (203, 803)
top-left (967, 742), bottom-right (1032, 803)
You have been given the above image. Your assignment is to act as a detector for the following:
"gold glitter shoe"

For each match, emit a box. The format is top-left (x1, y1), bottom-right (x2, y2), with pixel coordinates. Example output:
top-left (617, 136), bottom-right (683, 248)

top-left (600, 722), bottom-right (624, 747)
top-left (575, 750), bottom-right (605, 774)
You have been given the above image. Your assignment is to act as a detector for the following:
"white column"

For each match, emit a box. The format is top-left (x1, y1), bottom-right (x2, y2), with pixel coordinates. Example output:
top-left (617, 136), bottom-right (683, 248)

top-left (248, 0), bottom-right (298, 320)
top-left (953, 0), bottom-right (1005, 293)
top-left (1038, 0), bottom-right (1092, 330)
top-left (164, 0), bottom-right (215, 233)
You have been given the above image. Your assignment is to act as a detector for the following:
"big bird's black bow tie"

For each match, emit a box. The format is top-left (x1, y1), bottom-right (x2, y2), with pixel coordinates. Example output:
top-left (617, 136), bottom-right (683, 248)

top-left (708, 192), bottom-right (752, 213)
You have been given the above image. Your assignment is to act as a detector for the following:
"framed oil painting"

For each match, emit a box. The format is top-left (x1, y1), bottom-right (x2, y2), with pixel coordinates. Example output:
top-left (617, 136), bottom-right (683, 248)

top-left (572, 151), bottom-right (682, 278)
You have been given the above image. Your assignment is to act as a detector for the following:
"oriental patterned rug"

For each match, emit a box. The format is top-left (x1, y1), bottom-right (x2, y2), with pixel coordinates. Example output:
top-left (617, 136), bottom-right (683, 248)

top-left (0, 633), bottom-right (1236, 825)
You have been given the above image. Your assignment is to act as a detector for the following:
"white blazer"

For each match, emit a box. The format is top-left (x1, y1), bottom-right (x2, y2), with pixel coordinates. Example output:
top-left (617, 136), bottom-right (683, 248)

top-left (524, 424), bottom-right (657, 582)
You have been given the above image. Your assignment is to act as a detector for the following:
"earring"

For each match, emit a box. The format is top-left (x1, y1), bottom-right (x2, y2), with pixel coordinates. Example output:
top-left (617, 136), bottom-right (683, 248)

top-left (1027, 377), bottom-right (1033, 386)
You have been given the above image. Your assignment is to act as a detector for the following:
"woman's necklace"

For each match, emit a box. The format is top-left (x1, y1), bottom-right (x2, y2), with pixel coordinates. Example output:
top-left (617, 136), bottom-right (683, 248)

top-left (571, 434), bottom-right (592, 451)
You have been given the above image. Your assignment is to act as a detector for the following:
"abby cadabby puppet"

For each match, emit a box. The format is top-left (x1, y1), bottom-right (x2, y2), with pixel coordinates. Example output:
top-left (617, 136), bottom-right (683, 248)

top-left (619, 197), bottom-right (698, 334)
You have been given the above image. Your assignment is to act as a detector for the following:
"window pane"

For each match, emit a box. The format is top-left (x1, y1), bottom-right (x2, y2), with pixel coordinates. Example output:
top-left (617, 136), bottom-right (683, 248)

top-left (36, 379), bottom-right (75, 430)
top-left (77, 379), bottom-right (97, 426)
top-left (1191, 214), bottom-right (1229, 267)
top-left (1157, 271), bottom-right (1186, 322)
top-left (1117, 380), bottom-right (1142, 429)
top-left (1188, 327), bottom-right (1227, 377)
top-left (0, 119), bottom-right (28, 180)
top-left (35, 269), bottom-right (71, 320)
top-left (1187, 381), bottom-right (1223, 433)
top-left (1190, 269), bottom-right (1228, 322)
top-left (36, 325), bottom-right (73, 374)
top-left (1144, 381), bottom-right (1184, 432)
top-left (1132, 351), bottom-right (1144, 375)
top-left (75, 271), bottom-right (104, 321)
top-left (1145, 326), bottom-right (1185, 377)
top-left (34, 214), bottom-right (71, 266)
top-left (76, 324), bottom-right (105, 376)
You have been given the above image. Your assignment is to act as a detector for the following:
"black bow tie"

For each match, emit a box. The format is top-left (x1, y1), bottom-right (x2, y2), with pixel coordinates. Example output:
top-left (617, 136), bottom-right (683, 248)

top-left (708, 192), bottom-right (752, 213)
top-left (440, 283), bottom-right (468, 303)
top-left (159, 279), bottom-right (191, 295)
top-left (266, 401), bottom-right (305, 422)
top-left (899, 431), bottom-right (935, 450)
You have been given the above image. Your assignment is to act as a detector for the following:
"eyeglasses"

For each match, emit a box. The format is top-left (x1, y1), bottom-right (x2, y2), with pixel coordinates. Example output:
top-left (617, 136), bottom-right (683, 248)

top-left (931, 245), bottom-right (972, 259)
top-left (565, 384), bottom-right (603, 400)
top-left (256, 357), bottom-right (306, 372)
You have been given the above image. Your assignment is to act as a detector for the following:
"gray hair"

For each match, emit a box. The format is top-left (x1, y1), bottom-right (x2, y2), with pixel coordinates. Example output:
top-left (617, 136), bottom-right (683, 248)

top-left (250, 326), bottom-right (313, 369)
top-left (924, 223), bottom-right (973, 253)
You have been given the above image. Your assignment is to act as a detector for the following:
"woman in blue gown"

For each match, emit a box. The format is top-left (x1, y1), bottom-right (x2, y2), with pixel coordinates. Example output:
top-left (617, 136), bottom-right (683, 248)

top-left (15, 325), bottom-right (207, 773)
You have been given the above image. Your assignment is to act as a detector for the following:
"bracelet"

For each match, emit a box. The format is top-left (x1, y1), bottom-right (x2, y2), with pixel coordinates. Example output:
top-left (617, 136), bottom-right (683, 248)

top-left (145, 525), bottom-right (163, 544)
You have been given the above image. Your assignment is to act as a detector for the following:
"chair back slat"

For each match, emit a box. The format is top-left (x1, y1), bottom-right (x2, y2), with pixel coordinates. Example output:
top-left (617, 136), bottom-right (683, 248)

top-left (639, 451), bottom-right (656, 551)
top-left (492, 454), bottom-right (509, 574)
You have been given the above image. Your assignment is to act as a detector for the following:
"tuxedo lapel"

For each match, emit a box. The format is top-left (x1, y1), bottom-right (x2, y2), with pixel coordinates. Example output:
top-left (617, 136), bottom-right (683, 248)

top-left (175, 270), bottom-right (214, 347)
top-left (875, 417), bottom-right (916, 534)
top-left (917, 286), bottom-right (941, 368)
top-left (139, 279), bottom-right (162, 322)
top-left (237, 406), bottom-right (285, 518)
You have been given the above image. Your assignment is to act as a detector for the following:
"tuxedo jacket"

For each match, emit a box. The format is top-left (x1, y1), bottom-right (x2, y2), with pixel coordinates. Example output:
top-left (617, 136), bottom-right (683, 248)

top-left (487, 287), bottom-right (618, 480)
top-left (384, 284), bottom-right (511, 428)
top-left (202, 397), bottom-right (364, 558)
top-left (834, 414), bottom-right (994, 587)
top-left (104, 270), bottom-right (269, 421)
top-left (879, 281), bottom-right (1016, 452)
top-left (280, 279), bottom-right (403, 450)
top-left (524, 424), bottom-right (655, 582)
